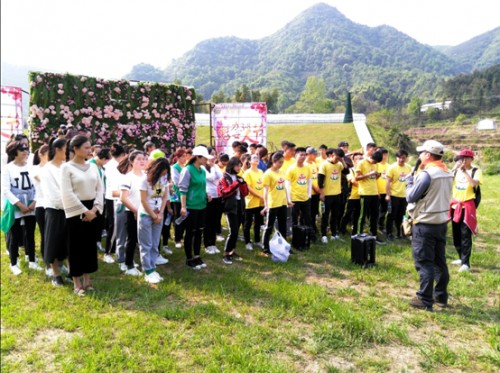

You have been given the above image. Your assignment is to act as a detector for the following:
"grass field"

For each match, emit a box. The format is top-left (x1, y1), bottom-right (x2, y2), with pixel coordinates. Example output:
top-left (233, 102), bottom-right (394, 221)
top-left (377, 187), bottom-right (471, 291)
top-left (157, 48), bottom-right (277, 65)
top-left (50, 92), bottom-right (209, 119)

top-left (1, 125), bottom-right (499, 372)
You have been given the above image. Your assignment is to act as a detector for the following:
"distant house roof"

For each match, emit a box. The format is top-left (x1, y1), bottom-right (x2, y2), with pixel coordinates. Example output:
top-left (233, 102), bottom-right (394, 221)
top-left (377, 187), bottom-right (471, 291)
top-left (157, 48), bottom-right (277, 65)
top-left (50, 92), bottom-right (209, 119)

top-left (477, 118), bottom-right (497, 130)
top-left (420, 100), bottom-right (452, 112)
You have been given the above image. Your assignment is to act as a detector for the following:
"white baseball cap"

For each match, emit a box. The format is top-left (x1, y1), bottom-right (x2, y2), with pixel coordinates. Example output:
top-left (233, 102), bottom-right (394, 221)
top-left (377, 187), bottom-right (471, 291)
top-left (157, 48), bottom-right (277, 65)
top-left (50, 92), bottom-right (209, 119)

top-left (416, 140), bottom-right (444, 156)
top-left (192, 146), bottom-right (214, 159)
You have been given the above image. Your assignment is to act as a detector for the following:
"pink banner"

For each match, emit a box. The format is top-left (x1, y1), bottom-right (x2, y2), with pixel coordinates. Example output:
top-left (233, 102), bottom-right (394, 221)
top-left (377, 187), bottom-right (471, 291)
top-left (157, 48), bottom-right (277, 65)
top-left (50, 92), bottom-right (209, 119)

top-left (1, 86), bottom-right (23, 152)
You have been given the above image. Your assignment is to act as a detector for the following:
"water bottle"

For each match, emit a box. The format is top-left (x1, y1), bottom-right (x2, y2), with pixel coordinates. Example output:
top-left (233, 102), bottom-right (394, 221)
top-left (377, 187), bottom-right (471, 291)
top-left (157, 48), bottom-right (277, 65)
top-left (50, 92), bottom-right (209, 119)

top-left (387, 201), bottom-right (392, 214)
top-left (164, 213), bottom-right (172, 226)
top-left (321, 202), bottom-right (325, 214)
top-left (175, 211), bottom-right (189, 225)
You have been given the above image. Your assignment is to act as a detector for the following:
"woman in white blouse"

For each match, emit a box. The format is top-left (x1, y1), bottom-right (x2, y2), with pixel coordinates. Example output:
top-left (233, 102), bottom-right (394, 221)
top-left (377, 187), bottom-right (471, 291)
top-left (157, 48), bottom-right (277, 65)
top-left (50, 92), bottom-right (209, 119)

top-left (61, 135), bottom-right (103, 296)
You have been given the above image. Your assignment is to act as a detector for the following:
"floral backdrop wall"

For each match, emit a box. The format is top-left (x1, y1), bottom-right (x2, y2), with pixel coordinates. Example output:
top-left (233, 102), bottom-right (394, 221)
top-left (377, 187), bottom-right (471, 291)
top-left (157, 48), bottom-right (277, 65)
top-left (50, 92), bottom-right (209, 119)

top-left (28, 72), bottom-right (197, 153)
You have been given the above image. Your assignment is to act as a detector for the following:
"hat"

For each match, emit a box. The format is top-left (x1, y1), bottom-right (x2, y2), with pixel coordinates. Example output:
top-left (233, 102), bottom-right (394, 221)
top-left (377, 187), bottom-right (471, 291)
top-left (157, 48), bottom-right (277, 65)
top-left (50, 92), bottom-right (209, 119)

top-left (458, 149), bottom-right (474, 158)
top-left (192, 146), bottom-right (214, 159)
top-left (306, 146), bottom-right (318, 155)
top-left (338, 141), bottom-right (349, 147)
top-left (416, 140), bottom-right (444, 156)
top-left (149, 149), bottom-right (165, 160)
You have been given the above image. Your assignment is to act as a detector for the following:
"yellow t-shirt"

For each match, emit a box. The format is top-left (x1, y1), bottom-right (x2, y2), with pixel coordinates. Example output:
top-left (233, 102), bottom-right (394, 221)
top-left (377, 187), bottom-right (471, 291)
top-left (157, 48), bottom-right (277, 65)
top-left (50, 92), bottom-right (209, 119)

top-left (377, 162), bottom-right (389, 194)
top-left (263, 169), bottom-right (287, 208)
top-left (280, 157), bottom-right (296, 173)
top-left (347, 169), bottom-right (360, 200)
top-left (318, 160), bottom-right (343, 196)
top-left (243, 168), bottom-right (264, 209)
top-left (356, 159), bottom-right (378, 196)
top-left (306, 160), bottom-right (319, 195)
top-left (452, 167), bottom-right (482, 202)
top-left (386, 163), bottom-right (412, 198)
top-left (286, 164), bottom-right (311, 202)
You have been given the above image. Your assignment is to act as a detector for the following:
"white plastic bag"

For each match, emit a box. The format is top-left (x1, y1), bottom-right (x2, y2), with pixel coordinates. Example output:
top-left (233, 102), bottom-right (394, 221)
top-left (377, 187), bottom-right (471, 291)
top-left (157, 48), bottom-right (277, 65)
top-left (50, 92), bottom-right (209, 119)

top-left (269, 231), bottom-right (291, 262)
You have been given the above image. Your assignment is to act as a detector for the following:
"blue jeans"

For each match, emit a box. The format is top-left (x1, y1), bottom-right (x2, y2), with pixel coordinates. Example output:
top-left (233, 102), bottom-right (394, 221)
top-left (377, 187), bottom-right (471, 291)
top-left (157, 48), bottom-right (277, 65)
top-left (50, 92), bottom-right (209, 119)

top-left (138, 214), bottom-right (162, 272)
top-left (412, 223), bottom-right (449, 306)
top-left (114, 203), bottom-right (127, 263)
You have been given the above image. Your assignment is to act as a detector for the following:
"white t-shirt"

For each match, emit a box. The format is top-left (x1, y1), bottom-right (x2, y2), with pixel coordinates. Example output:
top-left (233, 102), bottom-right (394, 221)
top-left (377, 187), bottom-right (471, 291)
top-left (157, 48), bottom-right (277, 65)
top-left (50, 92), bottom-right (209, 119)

top-left (1, 162), bottom-right (36, 219)
top-left (120, 171), bottom-right (145, 211)
top-left (138, 175), bottom-right (170, 216)
top-left (31, 165), bottom-right (47, 208)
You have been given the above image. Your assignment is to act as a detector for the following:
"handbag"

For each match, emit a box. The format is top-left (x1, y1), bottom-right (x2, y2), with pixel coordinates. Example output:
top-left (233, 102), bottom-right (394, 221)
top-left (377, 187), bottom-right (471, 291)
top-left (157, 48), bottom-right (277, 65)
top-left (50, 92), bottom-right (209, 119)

top-left (269, 230), bottom-right (291, 262)
top-left (1, 200), bottom-right (18, 234)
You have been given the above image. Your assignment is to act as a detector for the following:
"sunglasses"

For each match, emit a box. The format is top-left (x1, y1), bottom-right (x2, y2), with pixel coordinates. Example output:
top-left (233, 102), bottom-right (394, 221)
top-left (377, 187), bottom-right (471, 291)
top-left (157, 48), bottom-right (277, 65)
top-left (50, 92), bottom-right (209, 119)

top-left (19, 146), bottom-right (29, 151)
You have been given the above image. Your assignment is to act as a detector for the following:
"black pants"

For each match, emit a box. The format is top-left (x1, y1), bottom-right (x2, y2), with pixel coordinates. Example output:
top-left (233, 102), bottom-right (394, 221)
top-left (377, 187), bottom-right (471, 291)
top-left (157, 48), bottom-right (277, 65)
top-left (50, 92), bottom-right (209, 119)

top-left (321, 194), bottom-right (342, 237)
top-left (412, 223), bottom-right (449, 307)
top-left (225, 201), bottom-right (244, 253)
top-left (161, 210), bottom-right (172, 247)
top-left (172, 201), bottom-right (186, 243)
top-left (7, 216), bottom-right (36, 266)
top-left (451, 208), bottom-right (473, 267)
top-left (309, 194), bottom-right (320, 233)
top-left (244, 206), bottom-right (263, 244)
top-left (183, 208), bottom-right (205, 260)
top-left (35, 207), bottom-right (45, 259)
top-left (104, 199), bottom-right (115, 254)
top-left (340, 199), bottom-right (361, 235)
top-left (386, 196), bottom-right (407, 237)
top-left (292, 200), bottom-right (312, 228)
top-left (204, 197), bottom-right (223, 247)
top-left (378, 194), bottom-right (388, 230)
top-left (125, 211), bottom-right (138, 269)
top-left (263, 205), bottom-right (287, 251)
top-left (360, 195), bottom-right (380, 237)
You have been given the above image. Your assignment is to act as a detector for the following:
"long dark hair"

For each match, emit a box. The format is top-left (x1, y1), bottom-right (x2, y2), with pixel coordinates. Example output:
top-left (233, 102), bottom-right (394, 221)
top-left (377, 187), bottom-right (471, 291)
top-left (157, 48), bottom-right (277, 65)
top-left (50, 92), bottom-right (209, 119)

top-left (267, 151), bottom-right (284, 169)
top-left (225, 157), bottom-right (242, 175)
top-left (146, 157), bottom-right (170, 187)
top-left (69, 135), bottom-right (89, 151)
top-left (6, 140), bottom-right (28, 163)
top-left (48, 138), bottom-right (68, 161)
top-left (33, 144), bottom-right (49, 165)
top-left (118, 150), bottom-right (144, 175)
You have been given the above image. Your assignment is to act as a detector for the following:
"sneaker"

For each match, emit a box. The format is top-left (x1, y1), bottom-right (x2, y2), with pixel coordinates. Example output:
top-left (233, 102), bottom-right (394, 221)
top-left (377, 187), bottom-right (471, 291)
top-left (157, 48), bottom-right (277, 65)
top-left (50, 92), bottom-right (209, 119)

top-left (216, 235), bottom-right (225, 242)
top-left (29, 261), bottom-right (44, 271)
top-left (10, 264), bottom-right (22, 276)
top-left (133, 261), bottom-right (140, 268)
top-left (255, 242), bottom-right (264, 249)
top-left (51, 275), bottom-right (65, 287)
top-left (238, 234), bottom-right (245, 242)
top-left (193, 257), bottom-right (207, 269)
top-left (59, 264), bottom-right (69, 275)
top-left (103, 254), bottom-right (115, 264)
top-left (321, 236), bottom-right (328, 244)
top-left (330, 235), bottom-right (337, 241)
top-left (162, 246), bottom-right (173, 255)
top-left (125, 267), bottom-right (142, 276)
top-left (458, 264), bottom-right (470, 273)
top-left (96, 242), bottom-right (105, 252)
top-left (223, 255), bottom-right (233, 265)
top-left (119, 262), bottom-right (128, 272)
top-left (434, 298), bottom-right (448, 308)
top-left (151, 271), bottom-right (164, 281)
top-left (231, 252), bottom-right (243, 261)
top-left (245, 243), bottom-right (253, 251)
top-left (409, 296), bottom-right (432, 311)
top-left (205, 246), bottom-right (217, 255)
top-left (186, 259), bottom-right (201, 270)
top-left (451, 259), bottom-right (462, 266)
top-left (212, 246), bottom-right (221, 254)
top-left (175, 242), bottom-right (182, 249)
top-left (155, 255), bottom-right (169, 265)
top-left (45, 267), bottom-right (54, 277)
top-left (144, 272), bottom-right (161, 284)
top-left (375, 237), bottom-right (386, 245)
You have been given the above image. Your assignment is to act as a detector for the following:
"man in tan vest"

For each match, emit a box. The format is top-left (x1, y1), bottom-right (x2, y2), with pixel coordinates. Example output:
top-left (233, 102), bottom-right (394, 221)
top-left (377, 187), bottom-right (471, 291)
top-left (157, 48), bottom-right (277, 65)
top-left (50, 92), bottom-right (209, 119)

top-left (406, 140), bottom-right (453, 311)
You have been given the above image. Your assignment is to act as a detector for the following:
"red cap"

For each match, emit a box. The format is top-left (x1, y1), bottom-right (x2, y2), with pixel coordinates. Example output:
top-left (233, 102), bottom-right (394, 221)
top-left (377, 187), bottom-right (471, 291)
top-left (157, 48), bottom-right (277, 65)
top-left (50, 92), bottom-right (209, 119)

top-left (458, 149), bottom-right (474, 158)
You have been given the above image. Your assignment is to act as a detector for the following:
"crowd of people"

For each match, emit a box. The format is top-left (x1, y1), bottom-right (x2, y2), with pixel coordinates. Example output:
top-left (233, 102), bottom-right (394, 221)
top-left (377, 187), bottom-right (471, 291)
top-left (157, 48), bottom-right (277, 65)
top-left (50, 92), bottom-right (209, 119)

top-left (1, 131), bottom-right (482, 305)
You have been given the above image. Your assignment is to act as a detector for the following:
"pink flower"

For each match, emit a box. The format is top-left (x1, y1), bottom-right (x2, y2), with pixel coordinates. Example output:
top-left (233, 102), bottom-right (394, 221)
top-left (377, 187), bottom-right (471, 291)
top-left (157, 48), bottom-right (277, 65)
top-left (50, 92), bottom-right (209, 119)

top-left (57, 89), bottom-right (64, 95)
top-left (114, 87), bottom-right (121, 94)
top-left (82, 88), bottom-right (88, 94)
top-left (58, 84), bottom-right (63, 89)
top-left (88, 91), bottom-right (94, 97)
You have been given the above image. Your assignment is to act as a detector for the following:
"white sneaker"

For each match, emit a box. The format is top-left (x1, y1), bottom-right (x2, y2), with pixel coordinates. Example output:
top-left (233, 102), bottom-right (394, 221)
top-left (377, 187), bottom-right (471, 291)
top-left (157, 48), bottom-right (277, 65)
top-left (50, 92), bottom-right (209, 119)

top-left (204, 246), bottom-right (216, 255)
top-left (134, 261), bottom-right (140, 268)
top-left (119, 262), bottom-right (128, 272)
top-left (5, 249), bottom-right (10, 255)
top-left (155, 255), bottom-right (169, 265)
top-left (260, 225), bottom-right (266, 231)
top-left (321, 236), bottom-right (328, 244)
top-left (175, 242), bottom-right (182, 249)
top-left (238, 235), bottom-right (245, 242)
top-left (151, 271), bottom-right (164, 281)
top-left (10, 264), bottom-right (22, 275)
top-left (144, 272), bottom-right (161, 284)
top-left (45, 267), bottom-right (54, 277)
top-left (162, 246), bottom-right (173, 255)
top-left (29, 261), bottom-right (44, 271)
top-left (125, 267), bottom-right (142, 276)
top-left (451, 259), bottom-right (462, 266)
top-left (216, 235), bottom-right (225, 242)
top-left (212, 246), bottom-right (221, 254)
top-left (103, 254), bottom-right (115, 264)
top-left (96, 242), bottom-right (104, 252)
top-left (255, 242), bottom-right (264, 249)
top-left (330, 235), bottom-right (337, 241)
top-left (245, 243), bottom-right (253, 251)
top-left (458, 264), bottom-right (471, 272)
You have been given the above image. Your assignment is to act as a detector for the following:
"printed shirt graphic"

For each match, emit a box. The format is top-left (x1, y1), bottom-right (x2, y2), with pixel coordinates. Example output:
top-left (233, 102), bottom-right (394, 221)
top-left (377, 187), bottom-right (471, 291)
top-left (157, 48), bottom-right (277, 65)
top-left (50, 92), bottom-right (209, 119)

top-left (356, 159), bottom-right (378, 196)
top-left (286, 164), bottom-right (311, 202)
top-left (263, 169), bottom-right (287, 208)
top-left (306, 161), bottom-right (319, 195)
top-left (318, 160), bottom-right (343, 196)
top-left (243, 168), bottom-right (264, 209)
top-left (386, 163), bottom-right (412, 198)
top-left (376, 162), bottom-right (389, 194)
top-left (452, 167), bottom-right (482, 202)
top-left (139, 175), bottom-right (169, 215)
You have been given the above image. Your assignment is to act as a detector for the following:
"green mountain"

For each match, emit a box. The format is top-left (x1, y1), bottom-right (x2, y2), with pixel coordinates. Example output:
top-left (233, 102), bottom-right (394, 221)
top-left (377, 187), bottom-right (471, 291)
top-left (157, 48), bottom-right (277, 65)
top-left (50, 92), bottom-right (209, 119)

top-left (163, 3), bottom-right (473, 108)
top-left (441, 27), bottom-right (500, 71)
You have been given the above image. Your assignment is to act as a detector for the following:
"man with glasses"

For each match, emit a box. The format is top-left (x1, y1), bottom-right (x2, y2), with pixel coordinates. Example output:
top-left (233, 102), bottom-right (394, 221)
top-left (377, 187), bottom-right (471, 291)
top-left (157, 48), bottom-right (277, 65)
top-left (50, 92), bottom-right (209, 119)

top-left (406, 140), bottom-right (453, 311)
